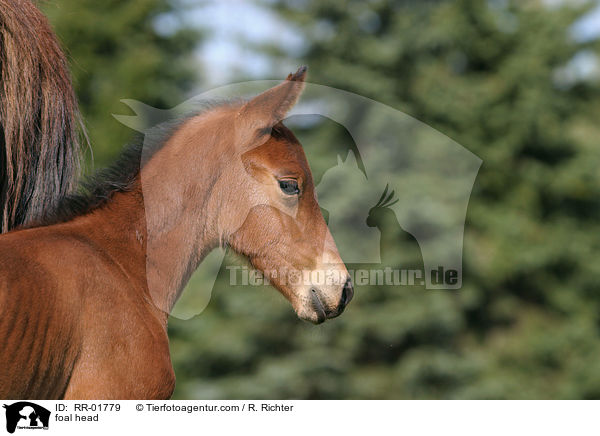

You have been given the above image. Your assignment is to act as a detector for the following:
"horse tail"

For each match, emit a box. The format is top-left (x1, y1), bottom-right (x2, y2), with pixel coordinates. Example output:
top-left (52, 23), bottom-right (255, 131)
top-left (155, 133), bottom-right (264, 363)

top-left (0, 0), bottom-right (84, 233)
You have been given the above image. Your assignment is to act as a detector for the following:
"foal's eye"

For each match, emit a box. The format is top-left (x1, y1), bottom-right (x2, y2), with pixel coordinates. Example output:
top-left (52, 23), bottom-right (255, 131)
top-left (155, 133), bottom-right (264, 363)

top-left (278, 179), bottom-right (300, 195)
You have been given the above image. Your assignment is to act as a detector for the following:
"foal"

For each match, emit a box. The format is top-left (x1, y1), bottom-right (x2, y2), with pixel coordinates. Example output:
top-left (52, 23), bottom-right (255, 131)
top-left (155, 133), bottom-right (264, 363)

top-left (0, 68), bottom-right (353, 399)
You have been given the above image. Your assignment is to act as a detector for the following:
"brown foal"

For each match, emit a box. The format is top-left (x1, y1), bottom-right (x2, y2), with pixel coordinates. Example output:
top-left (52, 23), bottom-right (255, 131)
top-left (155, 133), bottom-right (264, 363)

top-left (0, 68), bottom-right (353, 399)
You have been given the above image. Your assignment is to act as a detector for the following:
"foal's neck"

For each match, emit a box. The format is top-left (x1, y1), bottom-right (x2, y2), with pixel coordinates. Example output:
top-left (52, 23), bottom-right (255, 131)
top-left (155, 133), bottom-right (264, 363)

top-left (77, 117), bottom-right (232, 320)
top-left (142, 129), bottom-right (236, 319)
top-left (139, 125), bottom-right (230, 315)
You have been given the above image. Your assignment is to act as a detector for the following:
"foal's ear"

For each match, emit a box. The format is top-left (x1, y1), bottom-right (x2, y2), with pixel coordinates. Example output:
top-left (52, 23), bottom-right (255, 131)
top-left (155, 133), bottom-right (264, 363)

top-left (239, 66), bottom-right (307, 130)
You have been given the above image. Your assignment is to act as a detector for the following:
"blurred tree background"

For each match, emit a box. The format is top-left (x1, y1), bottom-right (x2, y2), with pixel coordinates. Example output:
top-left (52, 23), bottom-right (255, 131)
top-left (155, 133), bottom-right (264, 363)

top-left (44, 0), bottom-right (600, 398)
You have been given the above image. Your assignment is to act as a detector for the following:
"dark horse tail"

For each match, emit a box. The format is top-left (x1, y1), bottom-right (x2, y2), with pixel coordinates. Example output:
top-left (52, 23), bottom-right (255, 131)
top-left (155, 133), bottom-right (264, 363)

top-left (0, 0), bottom-right (83, 233)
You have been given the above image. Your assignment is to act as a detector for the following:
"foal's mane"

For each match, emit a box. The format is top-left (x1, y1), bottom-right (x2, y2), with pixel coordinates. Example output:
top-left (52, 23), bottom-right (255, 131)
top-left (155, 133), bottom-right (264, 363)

top-left (26, 100), bottom-right (294, 228)
top-left (27, 113), bottom-right (194, 228)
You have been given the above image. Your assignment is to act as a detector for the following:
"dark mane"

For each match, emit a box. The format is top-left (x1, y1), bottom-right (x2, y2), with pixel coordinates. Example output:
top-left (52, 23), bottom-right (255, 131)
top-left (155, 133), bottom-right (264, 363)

top-left (29, 114), bottom-right (194, 228)
top-left (28, 100), bottom-right (236, 228)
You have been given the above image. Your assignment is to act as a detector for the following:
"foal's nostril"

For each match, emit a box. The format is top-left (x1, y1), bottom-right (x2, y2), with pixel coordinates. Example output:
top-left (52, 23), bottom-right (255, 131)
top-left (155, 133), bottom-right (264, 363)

top-left (341, 277), bottom-right (354, 308)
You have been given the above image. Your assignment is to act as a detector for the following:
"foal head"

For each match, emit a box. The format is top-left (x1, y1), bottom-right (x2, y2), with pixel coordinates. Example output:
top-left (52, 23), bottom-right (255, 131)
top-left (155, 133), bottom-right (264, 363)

top-left (206, 68), bottom-right (353, 323)
top-left (142, 67), bottom-right (352, 323)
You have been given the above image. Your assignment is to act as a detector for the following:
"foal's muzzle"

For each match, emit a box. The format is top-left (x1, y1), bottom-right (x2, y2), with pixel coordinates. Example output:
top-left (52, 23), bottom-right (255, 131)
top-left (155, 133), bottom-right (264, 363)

top-left (308, 276), bottom-right (354, 324)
